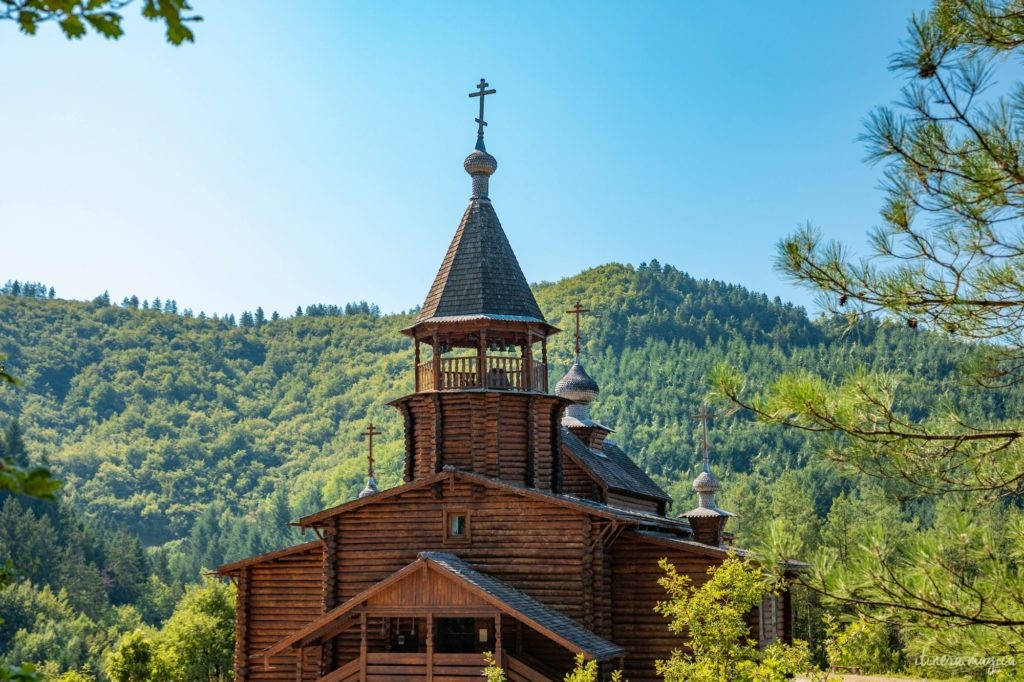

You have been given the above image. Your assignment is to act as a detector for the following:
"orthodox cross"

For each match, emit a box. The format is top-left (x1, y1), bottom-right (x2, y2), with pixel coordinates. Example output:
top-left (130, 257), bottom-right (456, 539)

top-left (691, 404), bottom-right (715, 467)
top-left (565, 300), bottom-right (591, 361)
top-left (361, 423), bottom-right (382, 478)
top-left (468, 78), bottom-right (496, 148)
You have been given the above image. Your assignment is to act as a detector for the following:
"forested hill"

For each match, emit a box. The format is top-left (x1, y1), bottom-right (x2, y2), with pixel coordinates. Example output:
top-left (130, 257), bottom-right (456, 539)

top-left (0, 261), bottom-right (1003, 555)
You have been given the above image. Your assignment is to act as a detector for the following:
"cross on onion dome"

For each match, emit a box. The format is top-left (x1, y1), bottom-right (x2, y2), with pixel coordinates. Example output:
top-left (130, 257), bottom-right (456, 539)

top-left (565, 300), bottom-right (591, 361)
top-left (691, 404), bottom-right (715, 468)
top-left (468, 78), bottom-right (496, 151)
top-left (361, 423), bottom-right (382, 479)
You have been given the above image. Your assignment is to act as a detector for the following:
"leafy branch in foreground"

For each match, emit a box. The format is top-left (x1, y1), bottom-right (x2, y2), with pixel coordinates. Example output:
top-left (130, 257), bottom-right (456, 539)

top-left (655, 555), bottom-right (812, 682)
top-left (718, 0), bottom-right (1024, 658)
top-left (0, 0), bottom-right (201, 44)
top-left (777, 0), bottom-right (1024, 388)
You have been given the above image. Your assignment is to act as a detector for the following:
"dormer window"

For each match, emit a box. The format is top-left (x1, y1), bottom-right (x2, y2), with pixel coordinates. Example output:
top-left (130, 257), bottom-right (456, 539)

top-left (445, 510), bottom-right (470, 542)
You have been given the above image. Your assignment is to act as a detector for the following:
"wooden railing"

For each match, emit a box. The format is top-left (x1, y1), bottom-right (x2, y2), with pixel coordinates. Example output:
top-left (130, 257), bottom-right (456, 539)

top-left (316, 657), bottom-right (359, 682)
top-left (320, 652), bottom-right (553, 682)
top-left (504, 654), bottom-right (555, 682)
top-left (360, 652), bottom-right (485, 681)
top-left (417, 356), bottom-right (548, 393)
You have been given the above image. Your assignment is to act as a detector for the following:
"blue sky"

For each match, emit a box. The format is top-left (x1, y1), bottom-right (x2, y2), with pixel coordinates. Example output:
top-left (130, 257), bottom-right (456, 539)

top-left (1, 1), bottom-right (927, 317)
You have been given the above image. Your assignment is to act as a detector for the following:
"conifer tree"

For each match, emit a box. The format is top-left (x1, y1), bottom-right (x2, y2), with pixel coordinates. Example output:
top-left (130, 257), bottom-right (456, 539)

top-left (716, 0), bottom-right (1024, 656)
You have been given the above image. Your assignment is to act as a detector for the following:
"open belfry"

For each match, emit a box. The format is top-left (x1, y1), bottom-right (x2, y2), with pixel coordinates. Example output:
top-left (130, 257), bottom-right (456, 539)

top-left (217, 80), bottom-right (793, 682)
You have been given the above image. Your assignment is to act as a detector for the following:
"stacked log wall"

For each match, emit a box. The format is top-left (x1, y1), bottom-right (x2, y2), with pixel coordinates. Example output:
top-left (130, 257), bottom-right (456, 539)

top-left (240, 545), bottom-right (324, 681)
top-left (562, 456), bottom-right (601, 501)
top-left (609, 534), bottom-right (718, 682)
top-left (394, 393), bottom-right (563, 491)
top-left (333, 479), bottom-right (589, 623)
top-left (604, 491), bottom-right (660, 515)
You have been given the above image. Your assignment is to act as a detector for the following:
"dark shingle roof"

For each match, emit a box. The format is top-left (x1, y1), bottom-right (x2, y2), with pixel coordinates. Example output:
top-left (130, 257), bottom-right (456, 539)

top-left (562, 428), bottom-right (672, 503)
top-left (416, 198), bottom-right (546, 324)
top-left (421, 552), bottom-right (624, 660)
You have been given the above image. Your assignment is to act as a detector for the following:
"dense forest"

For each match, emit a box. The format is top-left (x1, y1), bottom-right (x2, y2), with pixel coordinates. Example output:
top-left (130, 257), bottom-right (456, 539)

top-left (1, 261), bottom-right (1016, 678)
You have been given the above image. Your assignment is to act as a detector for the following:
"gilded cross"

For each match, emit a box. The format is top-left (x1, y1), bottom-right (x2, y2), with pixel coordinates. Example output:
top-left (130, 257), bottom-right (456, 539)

top-left (468, 78), bottom-right (496, 149)
top-left (361, 423), bottom-right (382, 478)
top-left (565, 300), bottom-right (591, 361)
top-left (691, 404), bottom-right (715, 467)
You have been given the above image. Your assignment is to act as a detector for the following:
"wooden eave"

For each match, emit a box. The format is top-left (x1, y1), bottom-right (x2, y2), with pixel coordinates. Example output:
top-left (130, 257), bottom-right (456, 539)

top-left (261, 553), bottom-right (624, 663)
top-left (297, 469), bottom-right (618, 529)
top-left (215, 540), bottom-right (323, 576)
top-left (388, 390), bottom-right (572, 406)
top-left (625, 529), bottom-right (806, 572)
top-left (622, 529), bottom-right (741, 560)
top-left (297, 471), bottom-right (451, 528)
top-left (401, 317), bottom-right (560, 340)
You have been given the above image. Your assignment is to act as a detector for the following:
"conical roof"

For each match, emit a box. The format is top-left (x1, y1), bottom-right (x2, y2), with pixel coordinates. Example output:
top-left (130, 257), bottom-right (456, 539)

top-left (415, 189), bottom-right (546, 325)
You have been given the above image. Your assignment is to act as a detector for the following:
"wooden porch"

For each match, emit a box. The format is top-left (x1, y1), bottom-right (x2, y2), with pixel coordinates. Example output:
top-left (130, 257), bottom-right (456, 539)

top-left (264, 553), bottom-right (622, 682)
top-left (319, 651), bottom-right (552, 682)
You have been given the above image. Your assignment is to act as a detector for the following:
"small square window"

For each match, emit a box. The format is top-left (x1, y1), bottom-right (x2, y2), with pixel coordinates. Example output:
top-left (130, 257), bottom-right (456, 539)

top-left (445, 511), bottom-right (470, 542)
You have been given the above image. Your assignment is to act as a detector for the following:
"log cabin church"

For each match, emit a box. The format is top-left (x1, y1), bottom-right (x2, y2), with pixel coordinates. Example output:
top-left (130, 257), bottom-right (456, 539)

top-left (217, 80), bottom-right (794, 682)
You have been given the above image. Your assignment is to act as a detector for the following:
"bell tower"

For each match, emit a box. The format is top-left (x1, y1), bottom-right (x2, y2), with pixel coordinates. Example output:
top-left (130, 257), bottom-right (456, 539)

top-left (390, 79), bottom-right (566, 491)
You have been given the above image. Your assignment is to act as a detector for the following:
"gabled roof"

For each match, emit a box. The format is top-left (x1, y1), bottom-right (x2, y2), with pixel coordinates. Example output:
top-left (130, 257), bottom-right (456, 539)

top-left (261, 552), bottom-right (624, 662)
top-left (423, 552), bottom-right (624, 659)
top-left (562, 429), bottom-right (672, 503)
top-left (296, 468), bottom-right (687, 535)
top-left (215, 540), bottom-right (323, 576)
top-left (413, 199), bottom-right (546, 326)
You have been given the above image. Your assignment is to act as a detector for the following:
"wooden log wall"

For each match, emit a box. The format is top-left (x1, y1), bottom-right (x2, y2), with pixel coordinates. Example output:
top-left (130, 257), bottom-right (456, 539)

top-left (604, 491), bottom-right (660, 515)
top-left (234, 568), bottom-right (250, 680)
top-left (324, 478), bottom-right (589, 673)
top-left (393, 392), bottom-right (563, 491)
top-left (591, 520), bottom-right (613, 641)
top-left (562, 456), bottom-right (601, 501)
top-left (609, 534), bottom-right (716, 682)
top-left (239, 545), bottom-right (325, 682)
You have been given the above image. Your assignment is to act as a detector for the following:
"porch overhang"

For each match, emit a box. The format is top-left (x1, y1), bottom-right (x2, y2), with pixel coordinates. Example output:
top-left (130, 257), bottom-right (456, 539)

top-left (261, 551), bottom-right (624, 664)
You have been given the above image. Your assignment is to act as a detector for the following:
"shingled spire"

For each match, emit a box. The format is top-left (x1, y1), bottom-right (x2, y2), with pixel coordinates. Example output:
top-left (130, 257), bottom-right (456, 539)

top-left (412, 80), bottom-right (547, 327)
top-left (392, 80), bottom-right (564, 489)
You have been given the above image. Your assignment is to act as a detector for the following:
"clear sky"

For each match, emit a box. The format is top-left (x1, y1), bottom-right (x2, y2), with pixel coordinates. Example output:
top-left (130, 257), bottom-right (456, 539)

top-left (2, 1), bottom-right (928, 318)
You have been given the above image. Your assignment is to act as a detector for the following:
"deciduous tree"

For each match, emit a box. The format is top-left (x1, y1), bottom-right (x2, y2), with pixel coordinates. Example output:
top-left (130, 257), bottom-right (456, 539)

top-left (1, 0), bottom-right (201, 44)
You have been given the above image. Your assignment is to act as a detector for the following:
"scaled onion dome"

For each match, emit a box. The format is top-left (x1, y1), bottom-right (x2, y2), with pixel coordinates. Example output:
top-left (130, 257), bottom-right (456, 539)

top-left (464, 149), bottom-right (498, 176)
top-left (555, 362), bottom-right (600, 405)
top-left (692, 464), bottom-right (722, 510)
top-left (464, 148), bottom-right (498, 198)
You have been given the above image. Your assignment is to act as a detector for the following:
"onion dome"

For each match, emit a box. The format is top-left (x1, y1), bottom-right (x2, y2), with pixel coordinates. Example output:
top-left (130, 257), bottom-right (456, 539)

top-left (465, 149), bottom-right (498, 198)
top-left (358, 476), bottom-right (379, 499)
top-left (692, 463), bottom-right (721, 509)
top-left (693, 465), bottom-right (721, 493)
top-left (555, 362), bottom-right (600, 404)
top-left (464, 149), bottom-right (497, 177)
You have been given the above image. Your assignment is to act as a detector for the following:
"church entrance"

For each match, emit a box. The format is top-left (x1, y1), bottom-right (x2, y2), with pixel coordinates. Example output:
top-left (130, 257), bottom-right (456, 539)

top-left (435, 617), bottom-right (493, 653)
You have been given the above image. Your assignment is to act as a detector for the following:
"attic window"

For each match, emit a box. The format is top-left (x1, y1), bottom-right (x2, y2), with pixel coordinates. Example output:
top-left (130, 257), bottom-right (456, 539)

top-left (445, 510), bottom-right (470, 542)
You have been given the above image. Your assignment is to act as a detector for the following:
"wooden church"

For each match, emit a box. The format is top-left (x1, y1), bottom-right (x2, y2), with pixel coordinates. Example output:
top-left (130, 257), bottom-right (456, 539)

top-left (217, 80), bottom-right (793, 682)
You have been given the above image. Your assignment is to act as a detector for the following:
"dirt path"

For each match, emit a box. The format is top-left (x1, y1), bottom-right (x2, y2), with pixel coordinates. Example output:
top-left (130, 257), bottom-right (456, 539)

top-left (790, 671), bottom-right (942, 675)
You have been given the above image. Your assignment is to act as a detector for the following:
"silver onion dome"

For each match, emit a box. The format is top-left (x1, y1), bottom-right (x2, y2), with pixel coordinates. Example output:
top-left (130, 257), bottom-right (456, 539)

top-left (555, 361), bottom-right (600, 404)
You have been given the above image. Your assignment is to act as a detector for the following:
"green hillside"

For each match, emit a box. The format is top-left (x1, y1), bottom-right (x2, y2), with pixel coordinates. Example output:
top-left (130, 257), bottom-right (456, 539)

top-left (1, 261), bottom-right (1004, 547)
top-left (3, 260), bottom-right (1019, 677)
